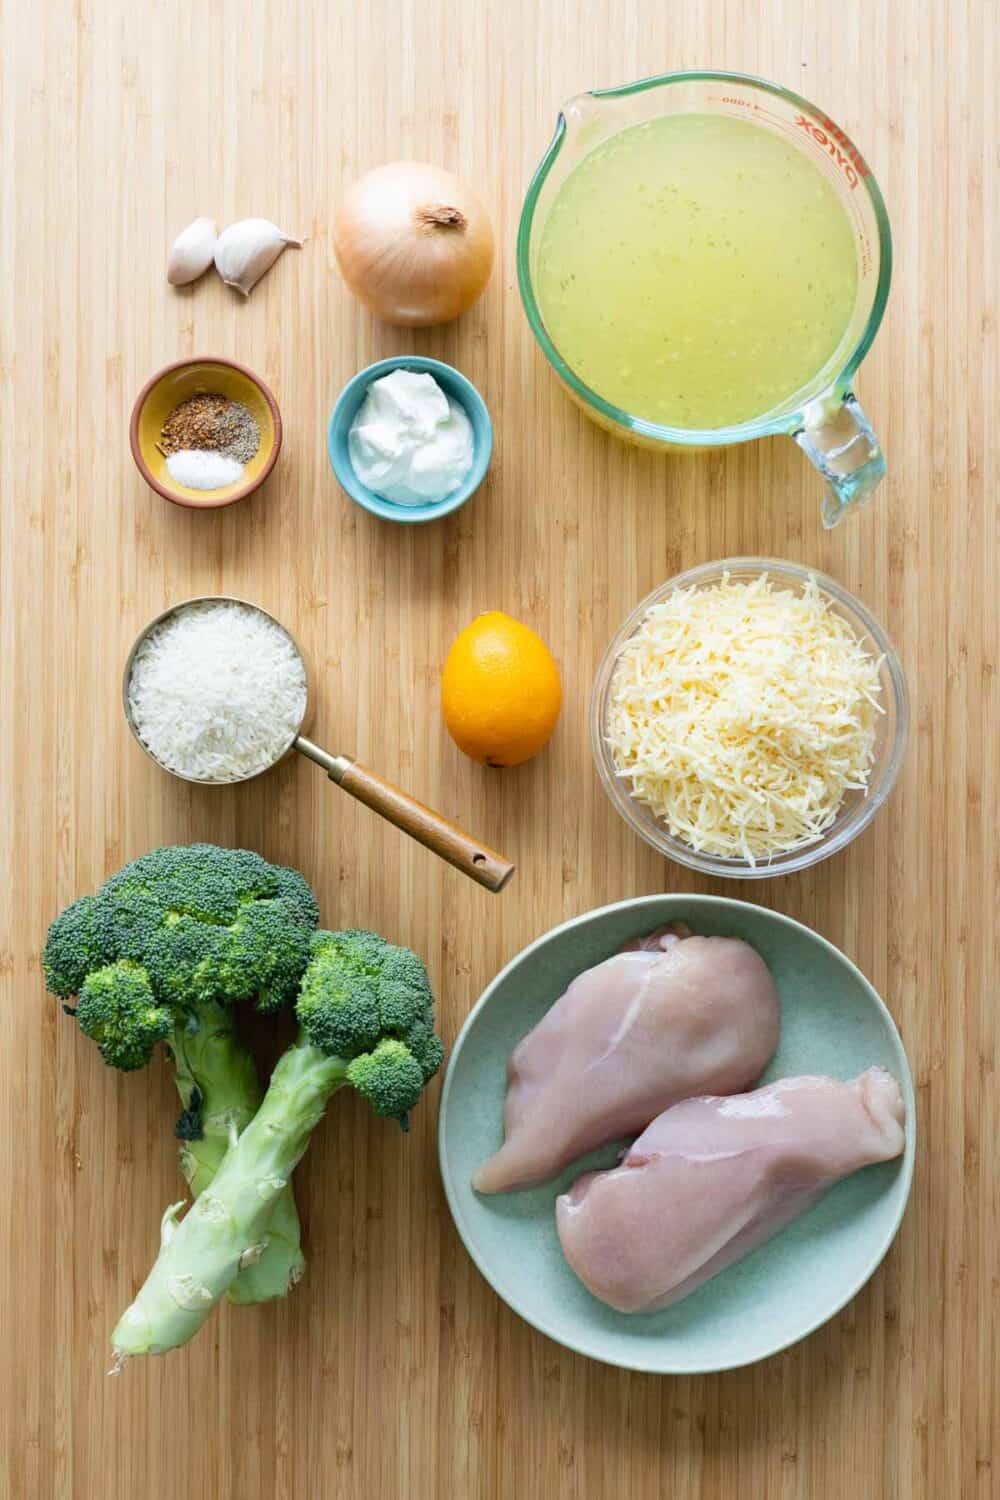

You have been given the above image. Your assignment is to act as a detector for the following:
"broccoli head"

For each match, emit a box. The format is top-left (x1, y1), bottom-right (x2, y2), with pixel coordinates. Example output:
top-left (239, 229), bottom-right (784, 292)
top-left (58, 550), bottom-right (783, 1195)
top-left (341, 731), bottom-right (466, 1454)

top-left (44, 844), bottom-right (318, 1030)
top-left (89, 843), bottom-right (317, 1016)
top-left (296, 929), bottom-right (444, 1124)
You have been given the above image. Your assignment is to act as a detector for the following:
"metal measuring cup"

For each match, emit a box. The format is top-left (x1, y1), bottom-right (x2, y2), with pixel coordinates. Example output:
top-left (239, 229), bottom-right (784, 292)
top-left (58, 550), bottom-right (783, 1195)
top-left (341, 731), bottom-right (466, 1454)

top-left (122, 595), bottom-right (515, 892)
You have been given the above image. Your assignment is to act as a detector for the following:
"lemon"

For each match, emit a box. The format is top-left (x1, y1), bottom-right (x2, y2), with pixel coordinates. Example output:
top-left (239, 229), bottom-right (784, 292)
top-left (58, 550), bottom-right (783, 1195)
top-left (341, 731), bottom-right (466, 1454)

top-left (441, 612), bottom-right (562, 767)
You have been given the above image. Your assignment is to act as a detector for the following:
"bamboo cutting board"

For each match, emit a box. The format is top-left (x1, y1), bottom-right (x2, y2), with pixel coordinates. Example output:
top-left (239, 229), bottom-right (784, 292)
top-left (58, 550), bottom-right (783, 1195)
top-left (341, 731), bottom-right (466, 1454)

top-left (1, 1), bottom-right (997, 1496)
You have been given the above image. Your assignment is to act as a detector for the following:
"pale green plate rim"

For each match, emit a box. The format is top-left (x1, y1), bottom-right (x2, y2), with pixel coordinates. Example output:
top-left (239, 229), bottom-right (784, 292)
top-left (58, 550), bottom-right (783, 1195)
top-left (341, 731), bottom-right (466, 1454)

top-left (438, 894), bottom-right (916, 1374)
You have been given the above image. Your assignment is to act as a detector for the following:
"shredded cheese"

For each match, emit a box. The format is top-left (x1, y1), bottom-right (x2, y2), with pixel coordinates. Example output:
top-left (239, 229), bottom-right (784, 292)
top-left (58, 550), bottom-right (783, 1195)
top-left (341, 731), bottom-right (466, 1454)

top-left (606, 573), bottom-right (884, 864)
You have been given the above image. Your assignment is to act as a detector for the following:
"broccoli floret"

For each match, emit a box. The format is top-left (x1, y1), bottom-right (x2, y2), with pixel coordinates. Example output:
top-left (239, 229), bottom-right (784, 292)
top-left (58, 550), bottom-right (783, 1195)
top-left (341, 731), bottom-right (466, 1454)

top-left (345, 1038), bottom-right (428, 1124)
top-left (43, 896), bottom-right (104, 997)
top-left (400, 1017), bottom-right (446, 1081)
top-left (44, 844), bottom-right (318, 1308)
top-left (297, 930), bottom-right (442, 1121)
top-left (76, 961), bottom-right (173, 1071)
top-left (269, 864), bottom-right (321, 929)
top-left (298, 929), bottom-right (439, 1081)
top-left (112, 928), bottom-right (443, 1358)
top-left (216, 900), bottom-right (313, 1014)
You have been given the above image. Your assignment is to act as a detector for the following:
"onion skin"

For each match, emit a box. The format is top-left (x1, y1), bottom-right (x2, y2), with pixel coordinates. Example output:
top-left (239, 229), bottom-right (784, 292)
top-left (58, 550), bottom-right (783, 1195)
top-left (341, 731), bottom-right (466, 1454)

top-left (334, 161), bottom-right (494, 327)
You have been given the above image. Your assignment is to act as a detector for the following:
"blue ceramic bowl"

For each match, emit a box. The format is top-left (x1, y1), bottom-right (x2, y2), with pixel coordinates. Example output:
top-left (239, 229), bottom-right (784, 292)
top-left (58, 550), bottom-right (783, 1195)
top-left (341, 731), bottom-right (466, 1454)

top-left (327, 355), bottom-right (493, 524)
top-left (439, 894), bottom-right (916, 1374)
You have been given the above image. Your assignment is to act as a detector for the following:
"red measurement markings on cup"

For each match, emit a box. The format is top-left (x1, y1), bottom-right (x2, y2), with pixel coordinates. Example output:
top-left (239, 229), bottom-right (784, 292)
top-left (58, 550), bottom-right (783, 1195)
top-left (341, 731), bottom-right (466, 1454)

top-left (702, 95), bottom-right (874, 276)
top-left (709, 95), bottom-right (871, 193)
top-left (793, 115), bottom-right (871, 189)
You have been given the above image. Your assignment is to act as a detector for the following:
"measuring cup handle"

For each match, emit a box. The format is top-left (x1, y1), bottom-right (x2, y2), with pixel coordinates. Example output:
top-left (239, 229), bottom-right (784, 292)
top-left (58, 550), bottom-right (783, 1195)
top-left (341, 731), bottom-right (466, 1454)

top-left (333, 759), bottom-right (515, 893)
top-left (794, 392), bottom-right (886, 528)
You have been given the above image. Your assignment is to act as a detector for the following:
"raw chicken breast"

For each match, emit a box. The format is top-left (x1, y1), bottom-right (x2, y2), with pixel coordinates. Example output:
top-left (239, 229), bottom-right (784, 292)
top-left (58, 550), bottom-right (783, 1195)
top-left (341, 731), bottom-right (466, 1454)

top-left (472, 925), bottom-right (779, 1194)
top-left (556, 1068), bottom-right (906, 1313)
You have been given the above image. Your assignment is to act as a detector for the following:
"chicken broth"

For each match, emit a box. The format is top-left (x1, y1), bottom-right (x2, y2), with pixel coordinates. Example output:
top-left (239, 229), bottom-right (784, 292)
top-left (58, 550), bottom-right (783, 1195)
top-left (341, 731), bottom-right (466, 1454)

top-left (535, 113), bottom-right (859, 430)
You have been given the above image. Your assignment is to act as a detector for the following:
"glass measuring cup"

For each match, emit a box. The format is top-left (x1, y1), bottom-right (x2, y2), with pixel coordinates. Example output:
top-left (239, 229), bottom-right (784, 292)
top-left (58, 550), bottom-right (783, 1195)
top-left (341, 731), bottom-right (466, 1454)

top-left (518, 71), bottom-right (892, 527)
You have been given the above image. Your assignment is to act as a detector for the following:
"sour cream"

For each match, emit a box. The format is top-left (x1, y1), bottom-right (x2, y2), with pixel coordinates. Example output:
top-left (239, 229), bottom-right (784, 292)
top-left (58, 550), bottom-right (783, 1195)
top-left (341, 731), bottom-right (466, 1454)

top-left (347, 369), bottom-right (474, 506)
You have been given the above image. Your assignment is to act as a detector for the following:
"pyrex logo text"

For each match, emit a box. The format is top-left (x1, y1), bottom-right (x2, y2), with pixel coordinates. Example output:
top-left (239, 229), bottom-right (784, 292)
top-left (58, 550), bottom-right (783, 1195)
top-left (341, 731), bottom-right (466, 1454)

top-left (793, 115), bottom-right (870, 189)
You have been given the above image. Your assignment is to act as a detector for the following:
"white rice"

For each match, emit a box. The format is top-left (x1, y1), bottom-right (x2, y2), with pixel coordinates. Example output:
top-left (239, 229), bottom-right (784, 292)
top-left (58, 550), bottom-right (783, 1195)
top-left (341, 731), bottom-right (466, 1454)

top-left (128, 601), bottom-right (307, 782)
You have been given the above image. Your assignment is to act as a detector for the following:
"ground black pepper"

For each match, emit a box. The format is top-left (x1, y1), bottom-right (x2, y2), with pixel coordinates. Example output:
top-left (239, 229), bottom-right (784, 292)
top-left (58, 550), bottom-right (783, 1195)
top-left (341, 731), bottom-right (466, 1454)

top-left (160, 393), bottom-right (260, 464)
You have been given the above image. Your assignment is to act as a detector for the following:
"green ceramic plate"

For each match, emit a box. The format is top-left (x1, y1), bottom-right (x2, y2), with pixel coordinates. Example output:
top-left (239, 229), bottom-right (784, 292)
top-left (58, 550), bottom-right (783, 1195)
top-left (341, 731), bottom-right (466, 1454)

top-left (438, 895), bottom-right (915, 1373)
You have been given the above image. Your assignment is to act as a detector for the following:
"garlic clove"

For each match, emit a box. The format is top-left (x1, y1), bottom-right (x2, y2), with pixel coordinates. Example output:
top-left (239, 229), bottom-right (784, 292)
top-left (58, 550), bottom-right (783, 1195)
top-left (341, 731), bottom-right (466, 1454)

top-left (167, 216), bottom-right (218, 286)
top-left (213, 218), bottom-right (304, 297)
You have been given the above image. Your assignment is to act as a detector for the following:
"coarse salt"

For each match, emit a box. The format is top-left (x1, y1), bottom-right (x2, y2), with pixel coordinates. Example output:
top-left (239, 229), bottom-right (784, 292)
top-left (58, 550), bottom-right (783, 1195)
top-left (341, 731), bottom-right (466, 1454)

top-left (166, 449), bottom-right (246, 490)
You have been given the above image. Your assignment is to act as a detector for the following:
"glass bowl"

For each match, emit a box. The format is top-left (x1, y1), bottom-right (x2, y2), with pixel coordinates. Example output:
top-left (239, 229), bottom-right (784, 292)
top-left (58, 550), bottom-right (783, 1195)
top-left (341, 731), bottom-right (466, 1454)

top-left (590, 558), bottom-right (909, 880)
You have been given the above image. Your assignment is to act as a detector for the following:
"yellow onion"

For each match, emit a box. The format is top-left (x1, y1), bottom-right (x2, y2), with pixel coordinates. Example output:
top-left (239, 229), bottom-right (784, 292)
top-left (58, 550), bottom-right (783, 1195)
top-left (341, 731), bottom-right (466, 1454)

top-left (334, 162), bottom-right (494, 327)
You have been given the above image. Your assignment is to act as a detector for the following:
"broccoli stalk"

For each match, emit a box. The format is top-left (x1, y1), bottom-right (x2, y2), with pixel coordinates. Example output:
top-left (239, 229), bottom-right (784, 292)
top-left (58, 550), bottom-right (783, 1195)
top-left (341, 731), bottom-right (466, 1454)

top-left (44, 845), bottom-right (318, 1305)
top-left (111, 929), bottom-right (444, 1359)
top-left (166, 1001), bottom-right (304, 1305)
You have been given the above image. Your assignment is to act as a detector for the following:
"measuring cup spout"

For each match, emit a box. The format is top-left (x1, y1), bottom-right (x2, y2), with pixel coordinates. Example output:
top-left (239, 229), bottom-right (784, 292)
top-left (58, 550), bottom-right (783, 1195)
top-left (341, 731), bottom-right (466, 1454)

top-left (553, 89), bottom-right (617, 153)
top-left (794, 391), bottom-right (886, 527)
top-left (559, 90), bottom-right (602, 125)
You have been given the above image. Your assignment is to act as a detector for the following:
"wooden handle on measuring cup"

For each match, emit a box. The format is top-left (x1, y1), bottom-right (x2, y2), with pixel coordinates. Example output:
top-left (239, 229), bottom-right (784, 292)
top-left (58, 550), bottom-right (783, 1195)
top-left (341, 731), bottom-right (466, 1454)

top-left (335, 759), bottom-right (515, 893)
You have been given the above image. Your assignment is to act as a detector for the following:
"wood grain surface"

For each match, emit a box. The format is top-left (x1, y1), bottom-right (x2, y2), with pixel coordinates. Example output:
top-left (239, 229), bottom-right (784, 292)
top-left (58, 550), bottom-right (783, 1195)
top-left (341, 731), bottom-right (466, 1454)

top-left (1, 1), bottom-right (997, 1496)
